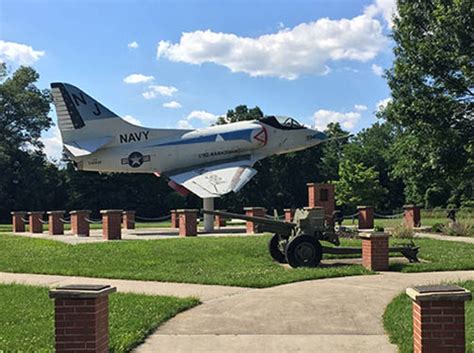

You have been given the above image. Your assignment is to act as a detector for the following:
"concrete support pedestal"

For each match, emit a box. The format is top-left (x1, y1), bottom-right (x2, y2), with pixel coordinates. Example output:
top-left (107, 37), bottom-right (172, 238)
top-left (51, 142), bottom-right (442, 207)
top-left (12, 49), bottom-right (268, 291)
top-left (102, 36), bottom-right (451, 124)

top-left (177, 209), bottom-right (198, 237)
top-left (243, 207), bottom-right (266, 234)
top-left (48, 211), bottom-right (65, 235)
top-left (101, 210), bottom-right (123, 240)
top-left (360, 232), bottom-right (389, 271)
top-left (357, 206), bottom-right (374, 230)
top-left (406, 285), bottom-right (472, 353)
top-left (404, 204), bottom-right (421, 228)
top-left (214, 210), bottom-right (227, 229)
top-left (28, 211), bottom-right (44, 233)
top-left (122, 211), bottom-right (135, 230)
top-left (11, 211), bottom-right (26, 232)
top-left (49, 284), bottom-right (116, 353)
top-left (70, 210), bottom-right (91, 237)
top-left (203, 198), bottom-right (215, 233)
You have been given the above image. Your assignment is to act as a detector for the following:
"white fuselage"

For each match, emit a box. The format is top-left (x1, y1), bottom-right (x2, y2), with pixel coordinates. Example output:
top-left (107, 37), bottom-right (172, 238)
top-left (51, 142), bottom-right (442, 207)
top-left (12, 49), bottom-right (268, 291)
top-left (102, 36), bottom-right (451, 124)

top-left (72, 119), bottom-right (325, 174)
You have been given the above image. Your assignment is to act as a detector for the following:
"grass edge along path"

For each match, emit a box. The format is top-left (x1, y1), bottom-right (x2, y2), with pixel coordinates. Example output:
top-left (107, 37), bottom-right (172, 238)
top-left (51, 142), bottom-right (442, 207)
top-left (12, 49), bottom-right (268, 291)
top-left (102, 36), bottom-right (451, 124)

top-left (383, 280), bottom-right (473, 353)
top-left (0, 283), bottom-right (199, 352)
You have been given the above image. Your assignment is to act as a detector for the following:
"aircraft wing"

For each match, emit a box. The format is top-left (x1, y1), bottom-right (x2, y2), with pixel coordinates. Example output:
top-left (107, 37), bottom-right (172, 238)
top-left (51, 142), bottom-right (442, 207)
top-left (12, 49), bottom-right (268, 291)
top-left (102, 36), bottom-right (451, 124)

top-left (167, 160), bottom-right (257, 198)
top-left (64, 136), bottom-right (113, 157)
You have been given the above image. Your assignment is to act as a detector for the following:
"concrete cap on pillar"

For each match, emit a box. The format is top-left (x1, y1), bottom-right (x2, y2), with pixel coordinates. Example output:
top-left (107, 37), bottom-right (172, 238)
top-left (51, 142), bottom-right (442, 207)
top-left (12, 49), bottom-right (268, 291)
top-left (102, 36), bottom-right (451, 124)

top-left (306, 182), bottom-right (317, 186)
top-left (406, 285), bottom-right (471, 302)
top-left (70, 210), bottom-right (91, 214)
top-left (359, 232), bottom-right (389, 239)
top-left (47, 210), bottom-right (66, 214)
top-left (49, 284), bottom-right (117, 299)
top-left (403, 204), bottom-right (419, 209)
top-left (27, 211), bottom-right (44, 215)
top-left (122, 210), bottom-right (136, 214)
top-left (304, 206), bottom-right (324, 210)
top-left (11, 211), bottom-right (26, 215)
top-left (357, 206), bottom-right (373, 209)
top-left (243, 207), bottom-right (266, 211)
top-left (100, 209), bottom-right (124, 214)
top-left (176, 209), bottom-right (199, 213)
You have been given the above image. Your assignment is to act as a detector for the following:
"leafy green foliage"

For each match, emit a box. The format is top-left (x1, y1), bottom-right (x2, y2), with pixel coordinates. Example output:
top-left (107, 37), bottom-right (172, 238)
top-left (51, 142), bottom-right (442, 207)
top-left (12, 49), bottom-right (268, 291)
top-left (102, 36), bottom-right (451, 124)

top-left (0, 283), bottom-right (198, 352)
top-left (382, 0), bottom-right (474, 206)
top-left (332, 159), bottom-right (388, 208)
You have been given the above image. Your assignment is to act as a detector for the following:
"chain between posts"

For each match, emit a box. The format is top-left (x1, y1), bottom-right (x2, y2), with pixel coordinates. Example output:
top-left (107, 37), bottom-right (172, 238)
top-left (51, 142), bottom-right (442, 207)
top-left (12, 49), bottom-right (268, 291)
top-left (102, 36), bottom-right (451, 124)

top-left (21, 217), bottom-right (29, 224)
top-left (85, 218), bottom-right (103, 224)
top-left (135, 214), bottom-right (171, 222)
top-left (39, 219), bottom-right (49, 224)
top-left (59, 218), bottom-right (71, 224)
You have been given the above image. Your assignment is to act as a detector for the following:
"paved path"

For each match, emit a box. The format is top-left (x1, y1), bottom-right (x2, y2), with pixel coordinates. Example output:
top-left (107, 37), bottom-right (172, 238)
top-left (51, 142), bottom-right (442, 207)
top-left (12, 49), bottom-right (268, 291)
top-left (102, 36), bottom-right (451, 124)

top-left (1, 270), bottom-right (473, 352)
top-left (415, 232), bottom-right (474, 244)
top-left (137, 270), bottom-right (474, 353)
top-left (0, 272), bottom-right (250, 302)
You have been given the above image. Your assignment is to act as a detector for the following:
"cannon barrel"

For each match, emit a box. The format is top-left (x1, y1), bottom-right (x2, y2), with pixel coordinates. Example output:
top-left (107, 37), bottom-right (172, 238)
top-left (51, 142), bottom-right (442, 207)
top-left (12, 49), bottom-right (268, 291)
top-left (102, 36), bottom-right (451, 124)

top-left (201, 209), bottom-right (296, 230)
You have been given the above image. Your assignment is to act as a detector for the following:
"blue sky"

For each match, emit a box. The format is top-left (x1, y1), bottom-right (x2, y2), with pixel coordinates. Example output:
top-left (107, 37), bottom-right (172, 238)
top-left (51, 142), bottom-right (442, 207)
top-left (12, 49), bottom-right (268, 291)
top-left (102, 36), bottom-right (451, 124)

top-left (0, 0), bottom-right (395, 160)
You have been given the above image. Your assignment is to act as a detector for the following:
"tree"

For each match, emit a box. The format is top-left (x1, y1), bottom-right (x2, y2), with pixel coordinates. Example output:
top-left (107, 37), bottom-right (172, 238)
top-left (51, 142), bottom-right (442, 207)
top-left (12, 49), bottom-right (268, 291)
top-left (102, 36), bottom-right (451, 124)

top-left (319, 123), bottom-right (349, 181)
top-left (216, 105), bottom-right (263, 125)
top-left (333, 159), bottom-right (388, 209)
top-left (382, 0), bottom-right (474, 205)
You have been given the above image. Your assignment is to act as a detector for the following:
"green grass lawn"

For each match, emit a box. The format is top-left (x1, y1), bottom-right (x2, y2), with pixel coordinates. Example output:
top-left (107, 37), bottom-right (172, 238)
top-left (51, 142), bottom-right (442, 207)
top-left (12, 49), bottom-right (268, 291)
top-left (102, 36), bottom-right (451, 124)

top-left (341, 216), bottom-right (474, 229)
top-left (0, 233), bottom-right (371, 287)
top-left (0, 221), bottom-right (172, 232)
top-left (383, 280), bottom-right (473, 353)
top-left (0, 283), bottom-right (198, 352)
top-left (0, 233), bottom-right (473, 288)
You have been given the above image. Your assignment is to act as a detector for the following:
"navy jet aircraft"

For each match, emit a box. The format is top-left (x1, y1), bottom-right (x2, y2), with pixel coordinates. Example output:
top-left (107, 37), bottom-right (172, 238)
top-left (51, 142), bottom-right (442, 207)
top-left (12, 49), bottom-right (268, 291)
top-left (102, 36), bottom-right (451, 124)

top-left (51, 83), bottom-right (327, 198)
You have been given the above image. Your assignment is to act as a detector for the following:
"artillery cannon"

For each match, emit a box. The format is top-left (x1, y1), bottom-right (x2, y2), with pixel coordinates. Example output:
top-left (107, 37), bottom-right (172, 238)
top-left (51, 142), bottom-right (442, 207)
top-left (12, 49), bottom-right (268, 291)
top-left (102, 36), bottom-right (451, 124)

top-left (202, 208), bottom-right (419, 268)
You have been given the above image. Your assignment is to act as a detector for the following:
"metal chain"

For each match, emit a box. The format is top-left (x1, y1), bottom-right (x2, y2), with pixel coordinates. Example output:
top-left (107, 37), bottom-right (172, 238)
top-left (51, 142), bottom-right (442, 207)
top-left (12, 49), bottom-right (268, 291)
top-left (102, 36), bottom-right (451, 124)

top-left (21, 217), bottom-right (29, 223)
top-left (85, 218), bottom-right (103, 224)
top-left (59, 218), bottom-right (71, 224)
top-left (38, 219), bottom-right (49, 224)
top-left (135, 214), bottom-right (171, 222)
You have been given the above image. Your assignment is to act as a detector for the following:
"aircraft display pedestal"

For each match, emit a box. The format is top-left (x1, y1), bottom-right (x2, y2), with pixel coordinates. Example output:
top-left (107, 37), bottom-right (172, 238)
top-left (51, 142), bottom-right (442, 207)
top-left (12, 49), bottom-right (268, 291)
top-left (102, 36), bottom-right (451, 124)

top-left (203, 198), bottom-right (215, 233)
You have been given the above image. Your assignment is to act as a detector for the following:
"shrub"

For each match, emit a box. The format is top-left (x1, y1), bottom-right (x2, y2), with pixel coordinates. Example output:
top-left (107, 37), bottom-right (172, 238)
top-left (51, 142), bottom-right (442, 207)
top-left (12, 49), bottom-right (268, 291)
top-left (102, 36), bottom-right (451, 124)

top-left (442, 223), bottom-right (474, 237)
top-left (391, 224), bottom-right (414, 239)
top-left (431, 222), bottom-right (445, 233)
top-left (374, 225), bottom-right (385, 232)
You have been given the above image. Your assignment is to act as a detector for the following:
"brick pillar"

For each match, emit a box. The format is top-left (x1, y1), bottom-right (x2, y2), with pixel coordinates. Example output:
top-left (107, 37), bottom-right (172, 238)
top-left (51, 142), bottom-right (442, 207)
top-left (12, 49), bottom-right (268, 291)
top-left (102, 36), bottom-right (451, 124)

top-left (359, 232), bottom-right (389, 271)
top-left (11, 211), bottom-right (26, 232)
top-left (357, 206), bottom-right (374, 229)
top-left (284, 208), bottom-right (294, 223)
top-left (176, 209), bottom-right (198, 237)
top-left (214, 210), bottom-right (227, 229)
top-left (28, 211), bottom-right (44, 233)
top-left (404, 204), bottom-right (421, 228)
top-left (101, 210), bottom-right (123, 240)
top-left (243, 207), bottom-right (266, 234)
top-left (70, 210), bottom-right (91, 237)
top-left (307, 183), bottom-right (335, 225)
top-left (406, 285), bottom-right (472, 353)
top-left (171, 210), bottom-right (179, 228)
top-left (122, 211), bottom-right (135, 230)
top-left (49, 284), bottom-right (116, 353)
top-left (48, 211), bottom-right (65, 235)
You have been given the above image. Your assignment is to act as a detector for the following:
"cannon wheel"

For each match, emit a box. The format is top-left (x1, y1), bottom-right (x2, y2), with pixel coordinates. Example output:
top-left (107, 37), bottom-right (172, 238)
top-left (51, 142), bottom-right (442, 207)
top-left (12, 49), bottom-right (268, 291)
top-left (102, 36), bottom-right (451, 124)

top-left (268, 234), bottom-right (287, 263)
top-left (285, 235), bottom-right (322, 268)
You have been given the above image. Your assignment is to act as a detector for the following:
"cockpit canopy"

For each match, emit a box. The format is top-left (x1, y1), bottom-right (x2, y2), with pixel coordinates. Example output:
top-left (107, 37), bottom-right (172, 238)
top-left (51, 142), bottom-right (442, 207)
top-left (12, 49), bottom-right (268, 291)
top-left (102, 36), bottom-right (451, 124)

top-left (259, 115), bottom-right (305, 130)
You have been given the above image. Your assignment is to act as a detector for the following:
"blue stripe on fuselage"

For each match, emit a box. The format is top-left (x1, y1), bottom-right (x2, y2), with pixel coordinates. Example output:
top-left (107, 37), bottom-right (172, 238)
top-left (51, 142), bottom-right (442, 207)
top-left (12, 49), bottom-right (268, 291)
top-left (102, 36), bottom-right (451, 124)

top-left (154, 128), bottom-right (254, 147)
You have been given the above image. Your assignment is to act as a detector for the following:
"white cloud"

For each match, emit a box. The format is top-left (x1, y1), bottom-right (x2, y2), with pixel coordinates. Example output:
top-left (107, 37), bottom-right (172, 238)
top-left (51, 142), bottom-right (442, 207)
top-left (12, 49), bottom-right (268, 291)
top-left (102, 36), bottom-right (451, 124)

top-left (364, 0), bottom-right (397, 28)
top-left (163, 101), bottom-right (182, 109)
top-left (371, 63), bottom-right (384, 76)
top-left (0, 40), bottom-right (45, 65)
top-left (40, 126), bottom-right (63, 162)
top-left (157, 5), bottom-right (388, 80)
top-left (123, 115), bottom-right (142, 126)
top-left (186, 110), bottom-right (218, 124)
top-left (313, 109), bottom-right (361, 131)
top-left (142, 85), bottom-right (178, 99)
top-left (354, 104), bottom-right (368, 111)
top-left (177, 119), bottom-right (193, 129)
top-left (123, 73), bottom-right (155, 84)
top-left (376, 97), bottom-right (392, 111)
top-left (128, 41), bottom-right (139, 49)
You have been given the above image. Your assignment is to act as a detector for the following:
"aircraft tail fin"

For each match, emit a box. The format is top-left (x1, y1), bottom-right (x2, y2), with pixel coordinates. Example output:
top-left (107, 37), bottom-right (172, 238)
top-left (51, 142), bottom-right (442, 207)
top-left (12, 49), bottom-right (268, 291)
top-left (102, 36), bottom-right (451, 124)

top-left (51, 82), bottom-right (121, 132)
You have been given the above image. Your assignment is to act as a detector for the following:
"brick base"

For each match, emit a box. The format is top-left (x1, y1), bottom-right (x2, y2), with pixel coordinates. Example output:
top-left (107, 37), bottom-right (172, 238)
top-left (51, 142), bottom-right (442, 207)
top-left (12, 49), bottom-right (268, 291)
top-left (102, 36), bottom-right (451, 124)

top-left (101, 210), bottom-right (122, 240)
top-left (360, 232), bottom-right (389, 271)
top-left (48, 211), bottom-right (65, 235)
top-left (122, 211), bottom-right (135, 230)
top-left (244, 207), bottom-right (266, 234)
top-left (11, 212), bottom-right (26, 232)
top-left (177, 209), bottom-right (197, 237)
top-left (28, 212), bottom-right (44, 233)
top-left (70, 210), bottom-right (91, 237)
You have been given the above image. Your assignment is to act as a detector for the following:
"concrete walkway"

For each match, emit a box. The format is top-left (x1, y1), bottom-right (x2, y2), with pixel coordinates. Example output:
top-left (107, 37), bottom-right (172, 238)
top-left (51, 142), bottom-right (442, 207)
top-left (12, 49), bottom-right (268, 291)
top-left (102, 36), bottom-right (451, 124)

top-left (1, 270), bottom-right (473, 352)
top-left (415, 232), bottom-right (474, 244)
